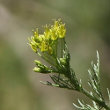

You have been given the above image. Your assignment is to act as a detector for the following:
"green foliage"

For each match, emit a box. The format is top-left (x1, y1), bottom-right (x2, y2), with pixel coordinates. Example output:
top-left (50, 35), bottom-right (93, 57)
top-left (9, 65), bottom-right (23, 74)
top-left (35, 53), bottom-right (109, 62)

top-left (29, 19), bottom-right (110, 110)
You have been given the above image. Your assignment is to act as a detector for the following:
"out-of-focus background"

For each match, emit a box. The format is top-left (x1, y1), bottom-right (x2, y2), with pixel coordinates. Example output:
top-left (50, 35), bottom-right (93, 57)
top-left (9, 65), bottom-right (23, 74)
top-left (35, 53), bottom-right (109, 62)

top-left (0, 0), bottom-right (110, 110)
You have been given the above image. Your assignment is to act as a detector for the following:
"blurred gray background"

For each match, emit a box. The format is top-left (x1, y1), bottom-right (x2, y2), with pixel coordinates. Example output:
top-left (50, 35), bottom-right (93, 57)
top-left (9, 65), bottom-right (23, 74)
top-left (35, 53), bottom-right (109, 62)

top-left (0, 0), bottom-right (110, 110)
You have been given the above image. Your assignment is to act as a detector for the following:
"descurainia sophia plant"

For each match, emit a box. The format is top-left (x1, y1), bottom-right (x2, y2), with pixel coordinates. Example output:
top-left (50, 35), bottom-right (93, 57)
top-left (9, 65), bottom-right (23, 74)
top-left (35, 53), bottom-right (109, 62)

top-left (28, 19), bottom-right (110, 110)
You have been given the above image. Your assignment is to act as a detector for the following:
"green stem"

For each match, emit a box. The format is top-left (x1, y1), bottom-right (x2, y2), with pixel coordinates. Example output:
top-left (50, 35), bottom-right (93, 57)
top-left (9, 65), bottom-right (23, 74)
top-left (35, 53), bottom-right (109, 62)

top-left (66, 67), bottom-right (110, 110)
top-left (81, 88), bottom-right (110, 110)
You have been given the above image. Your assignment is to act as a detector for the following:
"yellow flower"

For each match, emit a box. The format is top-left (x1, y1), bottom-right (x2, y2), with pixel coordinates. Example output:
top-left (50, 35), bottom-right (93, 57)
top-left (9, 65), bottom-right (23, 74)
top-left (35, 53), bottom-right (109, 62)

top-left (34, 29), bottom-right (38, 37)
top-left (30, 43), bottom-right (37, 52)
top-left (50, 29), bottom-right (58, 40)
top-left (58, 24), bottom-right (66, 38)
top-left (38, 34), bottom-right (45, 42)
top-left (29, 19), bottom-right (66, 55)
top-left (41, 41), bottom-right (48, 52)
top-left (52, 19), bottom-right (66, 39)
top-left (44, 25), bottom-right (51, 39)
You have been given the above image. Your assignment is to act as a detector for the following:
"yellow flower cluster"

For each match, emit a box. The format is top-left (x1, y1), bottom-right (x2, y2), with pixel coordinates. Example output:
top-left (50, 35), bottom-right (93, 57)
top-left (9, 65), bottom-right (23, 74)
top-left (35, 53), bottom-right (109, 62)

top-left (29, 19), bottom-right (66, 54)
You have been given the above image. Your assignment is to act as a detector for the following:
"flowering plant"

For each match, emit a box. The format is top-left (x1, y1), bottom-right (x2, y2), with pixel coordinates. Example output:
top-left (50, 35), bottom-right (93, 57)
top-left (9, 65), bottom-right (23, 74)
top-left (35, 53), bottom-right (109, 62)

top-left (28, 19), bottom-right (110, 110)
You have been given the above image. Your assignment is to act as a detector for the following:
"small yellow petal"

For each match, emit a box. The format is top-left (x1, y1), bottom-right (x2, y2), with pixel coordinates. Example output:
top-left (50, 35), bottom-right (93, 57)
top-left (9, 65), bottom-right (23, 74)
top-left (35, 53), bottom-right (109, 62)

top-left (41, 41), bottom-right (48, 52)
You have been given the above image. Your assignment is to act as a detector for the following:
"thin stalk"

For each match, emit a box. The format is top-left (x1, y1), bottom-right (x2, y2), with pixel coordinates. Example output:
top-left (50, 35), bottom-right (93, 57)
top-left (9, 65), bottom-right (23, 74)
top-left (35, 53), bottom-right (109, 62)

top-left (81, 88), bottom-right (110, 110)
top-left (66, 67), bottom-right (110, 110)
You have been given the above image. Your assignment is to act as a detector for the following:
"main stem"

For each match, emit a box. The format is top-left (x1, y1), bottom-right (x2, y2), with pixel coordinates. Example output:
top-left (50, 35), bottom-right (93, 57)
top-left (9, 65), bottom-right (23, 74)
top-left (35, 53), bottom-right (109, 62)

top-left (80, 88), bottom-right (110, 110)
top-left (66, 68), bottom-right (110, 110)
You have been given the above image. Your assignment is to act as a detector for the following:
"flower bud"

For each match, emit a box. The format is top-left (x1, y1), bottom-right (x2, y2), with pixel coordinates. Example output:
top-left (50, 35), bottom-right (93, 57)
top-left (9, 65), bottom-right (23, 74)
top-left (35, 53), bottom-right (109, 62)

top-left (34, 60), bottom-right (42, 65)
top-left (60, 58), bottom-right (66, 65)
top-left (33, 67), bottom-right (41, 72)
